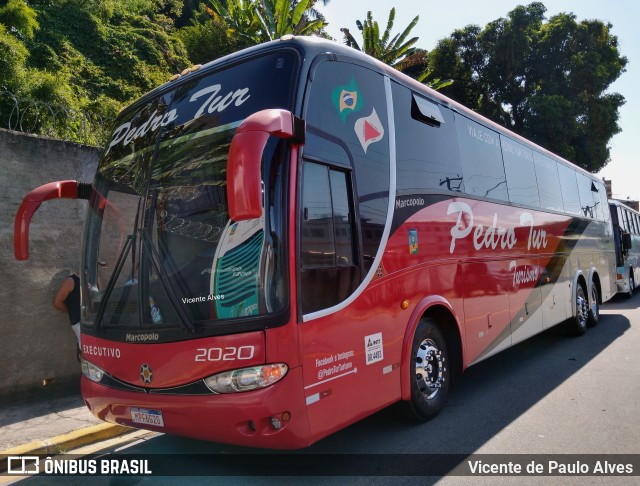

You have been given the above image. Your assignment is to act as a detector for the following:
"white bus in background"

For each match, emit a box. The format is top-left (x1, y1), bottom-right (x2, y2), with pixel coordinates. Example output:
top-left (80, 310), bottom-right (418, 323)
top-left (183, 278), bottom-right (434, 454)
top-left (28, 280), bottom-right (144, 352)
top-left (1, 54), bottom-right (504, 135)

top-left (609, 199), bottom-right (640, 297)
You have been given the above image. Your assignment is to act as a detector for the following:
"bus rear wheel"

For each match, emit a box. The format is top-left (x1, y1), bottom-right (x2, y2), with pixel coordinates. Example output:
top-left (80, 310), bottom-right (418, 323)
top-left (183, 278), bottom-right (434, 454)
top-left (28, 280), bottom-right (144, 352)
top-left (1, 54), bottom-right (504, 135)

top-left (626, 273), bottom-right (635, 299)
top-left (404, 318), bottom-right (450, 422)
top-left (571, 283), bottom-right (589, 336)
top-left (587, 283), bottom-right (599, 327)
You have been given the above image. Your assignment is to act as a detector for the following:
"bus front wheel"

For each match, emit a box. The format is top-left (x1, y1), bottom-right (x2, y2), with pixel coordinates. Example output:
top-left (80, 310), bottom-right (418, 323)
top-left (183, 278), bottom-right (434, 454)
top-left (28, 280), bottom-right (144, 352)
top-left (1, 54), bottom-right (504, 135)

top-left (404, 318), bottom-right (450, 422)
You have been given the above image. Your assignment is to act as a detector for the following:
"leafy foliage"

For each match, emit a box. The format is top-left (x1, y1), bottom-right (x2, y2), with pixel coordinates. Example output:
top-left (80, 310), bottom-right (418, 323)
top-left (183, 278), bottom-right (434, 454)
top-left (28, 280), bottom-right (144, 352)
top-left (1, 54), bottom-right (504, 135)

top-left (340, 8), bottom-right (451, 90)
top-left (177, 4), bottom-right (235, 64)
top-left (0, 0), bottom-right (39, 40)
top-left (428, 2), bottom-right (627, 172)
top-left (0, 0), bottom-right (629, 168)
top-left (1, 0), bottom-right (191, 145)
top-left (342, 8), bottom-right (419, 68)
top-left (206, 0), bottom-right (327, 48)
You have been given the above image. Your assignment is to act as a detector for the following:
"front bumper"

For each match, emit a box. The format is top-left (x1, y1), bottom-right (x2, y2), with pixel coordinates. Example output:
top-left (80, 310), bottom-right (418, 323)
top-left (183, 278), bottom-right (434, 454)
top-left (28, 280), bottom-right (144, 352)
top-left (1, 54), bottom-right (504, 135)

top-left (81, 366), bottom-right (312, 449)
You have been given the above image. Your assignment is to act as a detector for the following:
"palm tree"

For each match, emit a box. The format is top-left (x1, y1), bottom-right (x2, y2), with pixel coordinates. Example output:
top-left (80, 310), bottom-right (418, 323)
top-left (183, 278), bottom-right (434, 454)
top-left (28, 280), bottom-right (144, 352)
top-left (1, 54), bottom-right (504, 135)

top-left (207, 0), bottom-right (327, 47)
top-left (341, 8), bottom-right (451, 90)
top-left (207, 0), bottom-right (262, 47)
top-left (257, 0), bottom-right (326, 40)
top-left (341, 9), bottom-right (419, 69)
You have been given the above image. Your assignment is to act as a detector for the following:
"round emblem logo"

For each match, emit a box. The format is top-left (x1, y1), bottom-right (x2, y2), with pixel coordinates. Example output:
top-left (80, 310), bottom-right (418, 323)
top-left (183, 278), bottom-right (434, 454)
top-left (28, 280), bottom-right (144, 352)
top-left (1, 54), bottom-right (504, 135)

top-left (140, 364), bottom-right (153, 384)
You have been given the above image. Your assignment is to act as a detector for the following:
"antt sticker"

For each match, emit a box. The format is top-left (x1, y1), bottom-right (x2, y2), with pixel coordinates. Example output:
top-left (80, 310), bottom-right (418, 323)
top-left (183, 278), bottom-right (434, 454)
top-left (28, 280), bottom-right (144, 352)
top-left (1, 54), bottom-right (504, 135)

top-left (365, 332), bottom-right (383, 365)
top-left (354, 108), bottom-right (384, 153)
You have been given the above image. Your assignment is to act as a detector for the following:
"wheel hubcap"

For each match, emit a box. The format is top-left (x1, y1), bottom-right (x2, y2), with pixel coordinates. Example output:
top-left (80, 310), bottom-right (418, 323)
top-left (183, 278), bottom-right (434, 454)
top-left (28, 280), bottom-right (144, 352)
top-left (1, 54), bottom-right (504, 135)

top-left (415, 338), bottom-right (446, 400)
top-left (576, 291), bottom-right (588, 328)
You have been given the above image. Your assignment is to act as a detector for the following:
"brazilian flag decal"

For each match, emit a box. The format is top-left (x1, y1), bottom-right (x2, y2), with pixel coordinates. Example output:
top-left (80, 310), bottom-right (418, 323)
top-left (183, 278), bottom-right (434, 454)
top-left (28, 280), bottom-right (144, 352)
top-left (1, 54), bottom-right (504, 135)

top-left (332, 77), bottom-right (363, 123)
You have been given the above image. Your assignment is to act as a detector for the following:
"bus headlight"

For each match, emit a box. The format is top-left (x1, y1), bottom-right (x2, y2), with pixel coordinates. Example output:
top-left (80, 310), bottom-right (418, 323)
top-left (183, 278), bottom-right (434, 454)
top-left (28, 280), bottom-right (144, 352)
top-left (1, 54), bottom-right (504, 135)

top-left (81, 359), bottom-right (105, 383)
top-left (204, 364), bottom-right (288, 393)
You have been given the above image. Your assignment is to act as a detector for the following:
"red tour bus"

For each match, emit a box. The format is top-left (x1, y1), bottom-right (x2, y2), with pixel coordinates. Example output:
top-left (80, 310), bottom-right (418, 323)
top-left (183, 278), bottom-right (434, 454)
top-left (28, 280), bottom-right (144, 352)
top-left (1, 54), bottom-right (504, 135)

top-left (14, 36), bottom-right (616, 449)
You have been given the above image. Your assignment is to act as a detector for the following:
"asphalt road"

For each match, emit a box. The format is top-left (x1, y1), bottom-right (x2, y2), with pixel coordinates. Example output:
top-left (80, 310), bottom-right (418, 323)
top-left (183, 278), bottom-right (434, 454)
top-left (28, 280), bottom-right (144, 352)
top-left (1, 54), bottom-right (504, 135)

top-left (14, 292), bottom-right (640, 485)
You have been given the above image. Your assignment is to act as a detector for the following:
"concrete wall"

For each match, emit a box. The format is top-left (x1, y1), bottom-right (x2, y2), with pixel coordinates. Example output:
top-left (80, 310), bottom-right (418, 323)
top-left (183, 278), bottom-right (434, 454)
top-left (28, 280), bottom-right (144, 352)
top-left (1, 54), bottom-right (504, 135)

top-left (0, 128), bottom-right (101, 399)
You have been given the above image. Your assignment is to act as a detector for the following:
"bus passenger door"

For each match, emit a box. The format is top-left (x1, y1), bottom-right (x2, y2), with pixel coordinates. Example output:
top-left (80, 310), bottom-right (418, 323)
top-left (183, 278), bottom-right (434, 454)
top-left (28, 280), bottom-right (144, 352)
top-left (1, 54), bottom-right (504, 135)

top-left (297, 59), bottom-right (395, 440)
top-left (297, 158), bottom-right (397, 437)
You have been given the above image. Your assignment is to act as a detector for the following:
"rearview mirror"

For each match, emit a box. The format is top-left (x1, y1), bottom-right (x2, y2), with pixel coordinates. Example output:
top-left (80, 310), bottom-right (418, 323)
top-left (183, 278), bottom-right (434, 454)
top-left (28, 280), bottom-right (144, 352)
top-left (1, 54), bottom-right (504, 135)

top-left (227, 109), bottom-right (304, 221)
top-left (14, 181), bottom-right (92, 260)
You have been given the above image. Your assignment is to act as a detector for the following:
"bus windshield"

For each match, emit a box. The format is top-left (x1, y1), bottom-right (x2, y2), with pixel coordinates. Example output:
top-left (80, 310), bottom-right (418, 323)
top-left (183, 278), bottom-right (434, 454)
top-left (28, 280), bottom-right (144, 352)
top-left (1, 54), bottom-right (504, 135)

top-left (81, 49), bottom-right (299, 338)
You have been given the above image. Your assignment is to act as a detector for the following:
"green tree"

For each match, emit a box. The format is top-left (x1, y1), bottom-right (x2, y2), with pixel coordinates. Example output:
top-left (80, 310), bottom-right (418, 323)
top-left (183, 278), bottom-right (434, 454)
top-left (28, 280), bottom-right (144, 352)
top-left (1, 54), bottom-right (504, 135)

top-left (341, 8), bottom-right (451, 90)
top-left (1, 0), bottom-right (191, 145)
top-left (206, 0), bottom-right (327, 48)
top-left (0, 0), bottom-right (39, 40)
top-left (257, 0), bottom-right (326, 40)
top-left (178, 4), bottom-right (235, 64)
top-left (428, 2), bottom-right (626, 172)
top-left (206, 0), bottom-right (262, 47)
top-left (0, 23), bottom-right (28, 91)
top-left (341, 8), bottom-right (419, 69)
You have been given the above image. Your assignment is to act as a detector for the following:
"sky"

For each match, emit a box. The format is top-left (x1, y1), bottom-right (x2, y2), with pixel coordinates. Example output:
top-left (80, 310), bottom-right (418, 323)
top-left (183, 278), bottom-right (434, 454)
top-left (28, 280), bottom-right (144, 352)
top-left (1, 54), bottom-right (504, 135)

top-left (317, 0), bottom-right (639, 202)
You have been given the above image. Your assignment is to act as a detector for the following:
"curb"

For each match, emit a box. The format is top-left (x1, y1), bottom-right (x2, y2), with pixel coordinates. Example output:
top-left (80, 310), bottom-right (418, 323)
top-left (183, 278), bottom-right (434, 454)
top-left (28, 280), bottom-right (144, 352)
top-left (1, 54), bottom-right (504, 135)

top-left (0, 423), bottom-right (132, 457)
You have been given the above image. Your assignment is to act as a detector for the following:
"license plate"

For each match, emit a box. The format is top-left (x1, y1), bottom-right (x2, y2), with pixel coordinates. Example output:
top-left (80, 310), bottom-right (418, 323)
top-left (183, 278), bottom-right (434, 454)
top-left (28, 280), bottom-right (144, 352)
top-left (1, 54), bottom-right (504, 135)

top-left (130, 407), bottom-right (164, 427)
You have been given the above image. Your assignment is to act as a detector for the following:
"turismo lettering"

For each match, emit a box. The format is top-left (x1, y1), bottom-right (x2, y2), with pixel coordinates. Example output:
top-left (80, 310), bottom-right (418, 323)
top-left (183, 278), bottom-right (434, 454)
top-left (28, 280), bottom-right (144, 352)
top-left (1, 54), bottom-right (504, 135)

top-left (447, 202), bottom-right (548, 254)
top-left (510, 261), bottom-right (540, 287)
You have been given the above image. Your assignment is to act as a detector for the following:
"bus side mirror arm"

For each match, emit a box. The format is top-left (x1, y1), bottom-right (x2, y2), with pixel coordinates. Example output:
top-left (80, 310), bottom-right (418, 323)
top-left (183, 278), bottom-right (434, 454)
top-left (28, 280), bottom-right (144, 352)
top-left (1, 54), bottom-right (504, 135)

top-left (14, 180), bottom-right (92, 261)
top-left (227, 109), bottom-right (305, 221)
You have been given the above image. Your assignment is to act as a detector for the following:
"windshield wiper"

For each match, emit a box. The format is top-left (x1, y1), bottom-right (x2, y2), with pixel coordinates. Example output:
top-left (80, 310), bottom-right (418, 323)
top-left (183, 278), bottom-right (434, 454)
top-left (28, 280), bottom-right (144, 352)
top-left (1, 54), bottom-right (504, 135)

top-left (139, 230), bottom-right (196, 333)
top-left (95, 235), bottom-right (133, 331)
top-left (94, 230), bottom-right (196, 333)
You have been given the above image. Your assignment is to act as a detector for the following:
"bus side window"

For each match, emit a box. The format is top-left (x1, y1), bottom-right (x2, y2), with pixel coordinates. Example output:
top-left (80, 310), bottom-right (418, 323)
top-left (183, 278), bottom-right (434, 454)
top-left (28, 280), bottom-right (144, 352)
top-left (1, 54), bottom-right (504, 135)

top-left (557, 164), bottom-right (581, 215)
top-left (576, 173), bottom-right (601, 219)
top-left (392, 83), bottom-right (463, 194)
top-left (533, 152), bottom-right (564, 212)
top-left (501, 135), bottom-right (540, 208)
top-left (454, 113), bottom-right (509, 202)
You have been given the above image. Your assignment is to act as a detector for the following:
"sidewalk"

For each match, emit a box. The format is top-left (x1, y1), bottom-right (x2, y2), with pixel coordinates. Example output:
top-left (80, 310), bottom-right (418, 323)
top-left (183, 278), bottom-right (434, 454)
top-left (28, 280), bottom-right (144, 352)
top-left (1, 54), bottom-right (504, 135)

top-left (0, 385), bottom-right (131, 455)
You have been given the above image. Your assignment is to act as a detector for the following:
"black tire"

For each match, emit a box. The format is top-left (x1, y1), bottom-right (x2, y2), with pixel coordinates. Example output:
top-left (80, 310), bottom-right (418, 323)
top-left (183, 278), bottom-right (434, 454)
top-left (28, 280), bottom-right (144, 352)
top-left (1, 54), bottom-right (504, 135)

top-left (626, 273), bottom-right (635, 299)
top-left (587, 283), bottom-right (599, 327)
top-left (571, 283), bottom-right (589, 336)
top-left (403, 318), bottom-right (450, 422)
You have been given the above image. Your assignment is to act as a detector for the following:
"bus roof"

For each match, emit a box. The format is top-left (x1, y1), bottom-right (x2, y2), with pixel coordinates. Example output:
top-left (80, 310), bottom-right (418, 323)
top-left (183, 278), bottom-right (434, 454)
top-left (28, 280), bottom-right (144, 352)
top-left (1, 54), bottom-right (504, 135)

top-left (124, 35), bottom-right (602, 184)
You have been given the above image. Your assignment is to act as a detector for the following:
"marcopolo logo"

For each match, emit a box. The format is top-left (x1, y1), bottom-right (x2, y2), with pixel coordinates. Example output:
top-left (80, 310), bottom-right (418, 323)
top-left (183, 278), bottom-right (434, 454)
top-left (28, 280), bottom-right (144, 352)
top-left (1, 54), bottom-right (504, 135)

top-left (126, 333), bottom-right (160, 343)
top-left (140, 364), bottom-right (153, 384)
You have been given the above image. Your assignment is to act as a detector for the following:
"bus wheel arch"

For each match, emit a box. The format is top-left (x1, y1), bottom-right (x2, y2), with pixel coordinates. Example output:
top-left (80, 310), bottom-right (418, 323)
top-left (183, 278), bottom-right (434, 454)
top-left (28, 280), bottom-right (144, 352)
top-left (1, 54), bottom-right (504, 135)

top-left (400, 299), bottom-right (462, 421)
